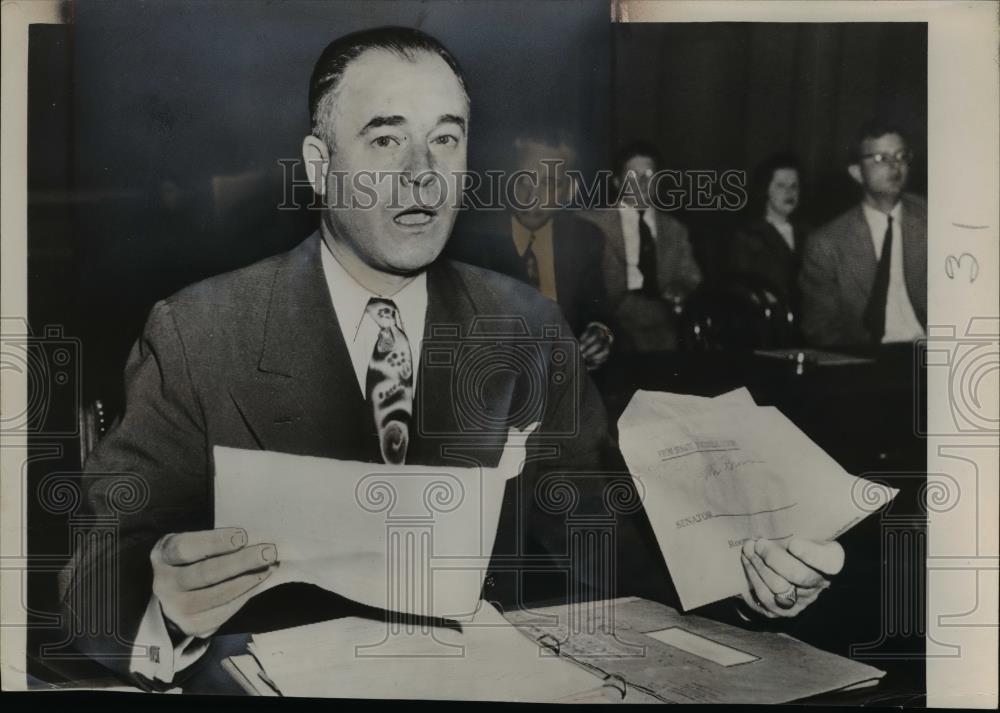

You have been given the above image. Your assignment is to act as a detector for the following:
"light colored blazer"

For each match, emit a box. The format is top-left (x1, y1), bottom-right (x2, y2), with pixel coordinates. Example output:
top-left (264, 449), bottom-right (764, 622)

top-left (799, 193), bottom-right (927, 347)
top-left (582, 209), bottom-right (702, 352)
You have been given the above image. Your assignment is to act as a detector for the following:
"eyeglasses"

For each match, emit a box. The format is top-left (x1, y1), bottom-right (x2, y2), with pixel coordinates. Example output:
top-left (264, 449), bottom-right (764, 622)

top-left (859, 149), bottom-right (914, 165)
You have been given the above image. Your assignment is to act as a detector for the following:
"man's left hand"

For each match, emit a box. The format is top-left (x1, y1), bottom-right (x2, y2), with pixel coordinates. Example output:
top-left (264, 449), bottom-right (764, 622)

top-left (739, 538), bottom-right (845, 618)
top-left (579, 322), bottom-right (613, 371)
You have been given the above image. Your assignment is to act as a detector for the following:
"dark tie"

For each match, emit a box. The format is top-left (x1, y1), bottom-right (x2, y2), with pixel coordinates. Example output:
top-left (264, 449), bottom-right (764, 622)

top-left (522, 232), bottom-right (540, 288)
top-left (637, 210), bottom-right (659, 297)
top-left (863, 214), bottom-right (894, 344)
top-left (365, 298), bottom-right (413, 464)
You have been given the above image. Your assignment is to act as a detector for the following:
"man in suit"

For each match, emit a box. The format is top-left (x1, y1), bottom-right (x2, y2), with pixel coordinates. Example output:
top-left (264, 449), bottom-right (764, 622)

top-left (449, 135), bottom-right (614, 370)
top-left (582, 141), bottom-right (702, 353)
top-left (799, 122), bottom-right (927, 348)
top-left (60, 27), bottom-right (845, 690)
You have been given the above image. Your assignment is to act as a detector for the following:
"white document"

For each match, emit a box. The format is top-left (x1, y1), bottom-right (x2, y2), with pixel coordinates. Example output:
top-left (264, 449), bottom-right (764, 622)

top-left (244, 601), bottom-right (603, 701)
top-left (618, 390), bottom-right (897, 611)
top-left (213, 426), bottom-right (534, 621)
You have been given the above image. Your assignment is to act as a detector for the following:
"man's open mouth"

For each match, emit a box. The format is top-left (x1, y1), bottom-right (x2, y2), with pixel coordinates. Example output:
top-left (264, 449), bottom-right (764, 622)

top-left (393, 208), bottom-right (437, 227)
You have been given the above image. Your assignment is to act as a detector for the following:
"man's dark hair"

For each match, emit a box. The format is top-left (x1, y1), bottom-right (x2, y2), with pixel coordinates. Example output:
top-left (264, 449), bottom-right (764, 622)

top-left (750, 151), bottom-right (801, 216)
top-left (851, 119), bottom-right (909, 161)
top-left (309, 26), bottom-right (469, 146)
top-left (613, 140), bottom-right (662, 178)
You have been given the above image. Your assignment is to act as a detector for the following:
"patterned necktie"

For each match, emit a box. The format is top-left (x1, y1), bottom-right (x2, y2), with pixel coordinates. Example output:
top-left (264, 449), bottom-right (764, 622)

top-left (863, 214), bottom-right (893, 344)
top-left (637, 209), bottom-right (660, 297)
top-left (523, 232), bottom-right (540, 288)
top-left (365, 298), bottom-right (413, 464)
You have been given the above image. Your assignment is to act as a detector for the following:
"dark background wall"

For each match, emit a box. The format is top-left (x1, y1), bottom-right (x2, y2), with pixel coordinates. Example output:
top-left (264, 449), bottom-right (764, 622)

top-left (612, 22), bottom-right (927, 280)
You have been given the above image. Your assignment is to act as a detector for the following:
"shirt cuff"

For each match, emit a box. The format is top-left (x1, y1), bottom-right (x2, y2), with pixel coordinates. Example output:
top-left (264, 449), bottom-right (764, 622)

top-left (130, 594), bottom-right (210, 685)
top-left (584, 321), bottom-right (614, 344)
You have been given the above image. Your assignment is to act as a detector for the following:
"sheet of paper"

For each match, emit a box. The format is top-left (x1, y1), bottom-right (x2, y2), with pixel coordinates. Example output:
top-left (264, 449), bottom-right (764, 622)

top-left (246, 601), bottom-right (602, 701)
top-left (617, 391), bottom-right (897, 610)
top-left (213, 427), bottom-right (532, 620)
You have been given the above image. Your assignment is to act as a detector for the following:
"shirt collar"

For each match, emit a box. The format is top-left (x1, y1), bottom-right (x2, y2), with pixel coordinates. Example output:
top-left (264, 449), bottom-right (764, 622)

top-left (319, 237), bottom-right (428, 343)
top-left (510, 215), bottom-right (553, 256)
top-left (862, 199), bottom-right (903, 227)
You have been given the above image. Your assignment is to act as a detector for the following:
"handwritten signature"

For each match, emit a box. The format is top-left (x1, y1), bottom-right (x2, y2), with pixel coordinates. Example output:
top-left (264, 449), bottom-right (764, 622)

top-left (706, 457), bottom-right (765, 478)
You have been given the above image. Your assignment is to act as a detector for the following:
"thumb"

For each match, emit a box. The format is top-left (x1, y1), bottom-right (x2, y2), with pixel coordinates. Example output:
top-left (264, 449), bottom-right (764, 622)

top-left (788, 538), bottom-right (845, 576)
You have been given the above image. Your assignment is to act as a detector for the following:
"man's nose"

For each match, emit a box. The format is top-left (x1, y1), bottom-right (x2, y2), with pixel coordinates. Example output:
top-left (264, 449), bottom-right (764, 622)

top-left (401, 144), bottom-right (434, 185)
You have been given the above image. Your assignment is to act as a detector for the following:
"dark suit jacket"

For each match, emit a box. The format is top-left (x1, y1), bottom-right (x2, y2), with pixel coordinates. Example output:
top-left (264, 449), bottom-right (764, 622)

top-left (799, 193), bottom-right (927, 347)
top-left (59, 232), bottom-right (671, 682)
top-left (727, 217), bottom-right (807, 309)
top-left (582, 209), bottom-right (702, 352)
top-left (447, 213), bottom-right (612, 336)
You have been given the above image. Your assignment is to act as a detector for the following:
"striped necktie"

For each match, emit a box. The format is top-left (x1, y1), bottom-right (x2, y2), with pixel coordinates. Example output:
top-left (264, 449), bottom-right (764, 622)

top-left (365, 298), bottom-right (413, 464)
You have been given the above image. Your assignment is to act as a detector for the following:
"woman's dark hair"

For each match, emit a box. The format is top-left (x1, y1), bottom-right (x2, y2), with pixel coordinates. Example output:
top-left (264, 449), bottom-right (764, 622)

top-left (749, 151), bottom-right (801, 217)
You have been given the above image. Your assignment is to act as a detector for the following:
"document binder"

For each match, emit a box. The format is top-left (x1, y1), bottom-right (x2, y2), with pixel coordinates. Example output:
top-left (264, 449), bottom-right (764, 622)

top-left (504, 596), bottom-right (886, 704)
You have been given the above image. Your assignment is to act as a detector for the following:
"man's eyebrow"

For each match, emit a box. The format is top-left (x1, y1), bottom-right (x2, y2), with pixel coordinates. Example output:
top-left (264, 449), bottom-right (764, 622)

top-left (359, 115), bottom-right (406, 135)
top-left (438, 114), bottom-right (467, 134)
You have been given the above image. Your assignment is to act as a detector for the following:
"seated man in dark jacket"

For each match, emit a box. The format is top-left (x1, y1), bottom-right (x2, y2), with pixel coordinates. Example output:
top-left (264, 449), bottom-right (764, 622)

top-left (448, 133), bottom-right (614, 371)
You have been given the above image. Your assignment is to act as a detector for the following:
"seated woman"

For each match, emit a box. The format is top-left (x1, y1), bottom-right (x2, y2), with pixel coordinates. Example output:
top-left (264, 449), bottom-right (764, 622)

top-left (728, 153), bottom-right (808, 314)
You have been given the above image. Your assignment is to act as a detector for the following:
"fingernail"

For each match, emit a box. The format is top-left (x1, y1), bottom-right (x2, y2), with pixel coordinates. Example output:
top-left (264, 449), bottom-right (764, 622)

top-left (261, 544), bottom-right (277, 562)
top-left (231, 530), bottom-right (247, 548)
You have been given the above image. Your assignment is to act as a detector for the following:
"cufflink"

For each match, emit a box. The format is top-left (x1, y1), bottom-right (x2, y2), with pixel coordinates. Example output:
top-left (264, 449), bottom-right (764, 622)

top-left (148, 645), bottom-right (160, 664)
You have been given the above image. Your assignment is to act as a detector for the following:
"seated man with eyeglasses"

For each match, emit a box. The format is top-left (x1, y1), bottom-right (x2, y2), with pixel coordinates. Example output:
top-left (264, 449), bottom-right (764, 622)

top-left (799, 121), bottom-right (926, 348)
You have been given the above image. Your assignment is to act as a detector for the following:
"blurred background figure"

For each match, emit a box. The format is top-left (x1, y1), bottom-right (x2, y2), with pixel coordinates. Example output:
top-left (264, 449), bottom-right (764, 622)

top-left (727, 152), bottom-right (808, 316)
top-left (448, 133), bottom-right (614, 371)
top-left (799, 121), bottom-right (926, 348)
top-left (583, 141), bottom-right (702, 354)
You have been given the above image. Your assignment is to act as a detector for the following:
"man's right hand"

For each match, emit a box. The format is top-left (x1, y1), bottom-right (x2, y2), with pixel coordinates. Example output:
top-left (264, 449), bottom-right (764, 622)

top-left (150, 528), bottom-right (277, 639)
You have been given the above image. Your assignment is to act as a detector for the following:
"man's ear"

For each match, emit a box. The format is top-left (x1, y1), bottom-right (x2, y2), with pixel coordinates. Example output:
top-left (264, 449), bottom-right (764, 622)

top-left (302, 135), bottom-right (330, 196)
top-left (846, 163), bottom-right (863, 186)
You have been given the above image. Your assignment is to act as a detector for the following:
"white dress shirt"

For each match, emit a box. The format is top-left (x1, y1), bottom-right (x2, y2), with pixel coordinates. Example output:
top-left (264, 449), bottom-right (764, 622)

top-left (319, 239), bottom-right (427, 393)
top-left (861, 202), bottom-right (925, 343)
top-left (130, 238), bottom-right (430, 685)
top-left (618, 204), bottom-right (657, 291)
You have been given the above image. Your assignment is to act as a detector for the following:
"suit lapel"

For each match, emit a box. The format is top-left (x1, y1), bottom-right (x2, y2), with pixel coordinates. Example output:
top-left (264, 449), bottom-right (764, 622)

top-left (491, 227), bottom-right (528, 282)
top-left (841, 206), bottom-right (879, 304)
top-left (550, 216), bottom-right (577, 324)
top-left (408, 260), bottom-right (512, 467)
top-left (901, 198), bottom-right (928, 326)
top-left (229, 232), bottom-right (376, 460)
top-left (601, 209), bottom-right (628, 282)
